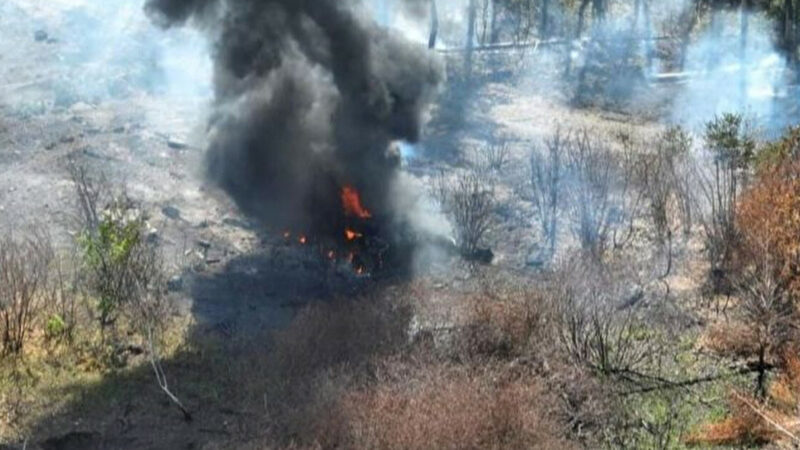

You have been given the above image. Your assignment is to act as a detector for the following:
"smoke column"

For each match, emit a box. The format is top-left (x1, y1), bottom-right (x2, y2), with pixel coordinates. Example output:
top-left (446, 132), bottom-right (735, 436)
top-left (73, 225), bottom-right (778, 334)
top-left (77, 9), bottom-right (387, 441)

top-left (145, 0), bottom-right (443, 245)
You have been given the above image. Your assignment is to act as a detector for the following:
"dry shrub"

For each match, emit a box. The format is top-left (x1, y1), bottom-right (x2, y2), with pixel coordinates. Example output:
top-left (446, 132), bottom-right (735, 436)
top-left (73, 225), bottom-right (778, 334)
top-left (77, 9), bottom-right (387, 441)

top-left (454, 291), bottom-right (548, 361)
top-left (688, 354), bottom-right (800, 447)
top-left (685, 391), bottom-right (790, 446)
top-left (316, 363), bottom-right (576, 450)
top-left (736, 159), bottom-right (800, 302)
top-left (0, 231), bottom-right (54, 356)
top-left (701, 322), bottom-right (759, 359)
top-left (261, 292), bottom-right (412, 443)
top-left (769, 352), bottom-right (800, 411)
top-left (685, 396), bottom-right (779, 446)
top-left (269, 294), bottom-right (411, 380)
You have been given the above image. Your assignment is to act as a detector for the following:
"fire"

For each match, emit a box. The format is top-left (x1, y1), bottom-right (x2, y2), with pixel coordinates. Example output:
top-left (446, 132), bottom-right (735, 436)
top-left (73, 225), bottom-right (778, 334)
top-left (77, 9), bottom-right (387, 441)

top-left (341, 185), bottom-right (372, 219)
top-left (345, 229), bottom-right (362, 241)
top-left (298, 235), bottom-right (307, 244)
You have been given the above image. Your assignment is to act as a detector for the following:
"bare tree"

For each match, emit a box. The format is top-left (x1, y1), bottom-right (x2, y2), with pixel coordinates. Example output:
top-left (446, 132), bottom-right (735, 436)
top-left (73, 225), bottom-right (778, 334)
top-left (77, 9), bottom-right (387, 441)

top-left (563, 129), bottom-right (621, 259)
top-left (640, 126), bottom-right (693, 244)
top-left (530, 127), bottom-right (565, 257)
top-left (692, 113), bottom-right (755, 293)
top-left (732, 248), bottom-right (794, 398)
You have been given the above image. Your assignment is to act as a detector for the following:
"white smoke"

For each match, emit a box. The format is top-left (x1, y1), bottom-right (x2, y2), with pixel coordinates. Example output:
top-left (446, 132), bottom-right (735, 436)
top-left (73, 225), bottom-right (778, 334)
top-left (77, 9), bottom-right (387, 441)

top-left (672, 11), bottom-right (792, 134)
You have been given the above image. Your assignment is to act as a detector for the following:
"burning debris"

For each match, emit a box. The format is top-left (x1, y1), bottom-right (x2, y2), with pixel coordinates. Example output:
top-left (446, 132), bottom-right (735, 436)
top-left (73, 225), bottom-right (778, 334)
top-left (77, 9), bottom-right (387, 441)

top-left (146, 0), bottom-right (443, 274)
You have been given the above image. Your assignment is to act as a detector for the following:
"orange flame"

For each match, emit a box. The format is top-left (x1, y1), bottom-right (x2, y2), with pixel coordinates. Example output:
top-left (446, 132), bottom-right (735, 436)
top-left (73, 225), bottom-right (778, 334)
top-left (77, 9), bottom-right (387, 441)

top-left (298, 235), bottom-right (307, 245)
top-left (345, 229), bottom-right (363, 241)
top-left (341, 185), bottom-right (372, 219)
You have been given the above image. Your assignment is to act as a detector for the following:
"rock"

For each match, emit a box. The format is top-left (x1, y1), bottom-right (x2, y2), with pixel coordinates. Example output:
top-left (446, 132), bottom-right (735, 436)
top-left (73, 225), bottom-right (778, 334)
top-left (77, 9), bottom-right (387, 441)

top-left (525, 252), bottom-right (547, 268)
top-left (167, 138), bottom-right (188, 150)
top-left (34, 30), bottom-right (48, 42)
top-left (146, 228), bottom-right (159, 244)
top-left (167, 275), bottom-right (183, 292)
top-left (222, 217), bottom-right (251, 229)
top-left (162, 205), bottom-right (181, 220)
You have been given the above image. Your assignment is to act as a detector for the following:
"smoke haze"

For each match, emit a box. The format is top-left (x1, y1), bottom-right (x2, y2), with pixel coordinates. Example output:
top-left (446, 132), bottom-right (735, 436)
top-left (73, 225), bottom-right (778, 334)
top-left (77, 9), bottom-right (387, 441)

top-left (146, 0), bottom-right (444, 243)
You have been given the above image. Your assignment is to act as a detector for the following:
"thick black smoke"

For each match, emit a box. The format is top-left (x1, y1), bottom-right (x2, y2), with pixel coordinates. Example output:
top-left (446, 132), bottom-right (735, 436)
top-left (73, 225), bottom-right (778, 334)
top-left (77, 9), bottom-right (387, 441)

top-left (146, 0), bottom-right (442, 242)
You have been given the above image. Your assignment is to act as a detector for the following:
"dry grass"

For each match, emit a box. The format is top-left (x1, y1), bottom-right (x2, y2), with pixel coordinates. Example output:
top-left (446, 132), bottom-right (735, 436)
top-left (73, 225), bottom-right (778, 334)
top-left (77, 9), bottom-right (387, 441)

top-left (687, 353), bottom-right (800, 447)
top-left (313, 362), bottom-right (576, 450)
top-left (685, 392), bottom-right (787, 446)
top-left (700, 321), bottom-right (760, 359)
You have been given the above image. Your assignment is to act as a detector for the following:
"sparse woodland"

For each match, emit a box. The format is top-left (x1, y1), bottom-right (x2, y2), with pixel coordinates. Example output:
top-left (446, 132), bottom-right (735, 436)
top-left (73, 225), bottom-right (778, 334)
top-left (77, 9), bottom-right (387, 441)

top-left (3, 0), bottom-right (800, 449)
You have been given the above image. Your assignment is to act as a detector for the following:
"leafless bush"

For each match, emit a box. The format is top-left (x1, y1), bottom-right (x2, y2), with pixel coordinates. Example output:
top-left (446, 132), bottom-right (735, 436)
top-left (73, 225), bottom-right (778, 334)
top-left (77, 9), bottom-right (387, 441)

top-left (434, 171), bottom-right (495, 259)
top-left (0, 230), bottom-right (54, 356)
top-left (530, 128), bottom-right (564, 257)
top-left (563, 129), bottom-right (632, 259)
top-left (611, 129), bottom-right (647, 249)
top-left (39, 249), bottom-right (80, 345)
top-left (550, 257), bottom-right (654, 377)
top-left (639, 126), bottom-right (693, 243)
top-left (480, 137), bottom-right (511, 172)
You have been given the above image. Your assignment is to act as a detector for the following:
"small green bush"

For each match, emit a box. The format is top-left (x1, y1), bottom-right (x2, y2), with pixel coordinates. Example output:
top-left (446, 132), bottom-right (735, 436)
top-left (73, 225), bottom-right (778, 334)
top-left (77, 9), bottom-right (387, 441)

top-left (44, 314), bottom-right (66, 341)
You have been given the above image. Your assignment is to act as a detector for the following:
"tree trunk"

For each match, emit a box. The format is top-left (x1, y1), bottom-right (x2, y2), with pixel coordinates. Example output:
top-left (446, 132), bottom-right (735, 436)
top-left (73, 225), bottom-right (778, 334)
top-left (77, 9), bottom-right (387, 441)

top-left (466, 0), bottom-right (478, 79)
top-left (632, 0), bottom-right (642, 33)
top-left (784, 0), bottom-right (796, 63)
top-left (643, 0), bottom-right (653, 73)
top-left (593, 0), bottom-right (606, 24)
top-left (541, 0), bottom-right (550, 39)
top-left (679, 1), bottom-right (699, 71)
top-left (490, 0), bottom-right (499, 44)
top-left (428, 0), bottom-right (439, 49)
top-left (740, 0), bottom-right (749, 104)
top-left (709, 0), bottom-right (724, 70)
top-left (577, 0), bottom-right (591, 39)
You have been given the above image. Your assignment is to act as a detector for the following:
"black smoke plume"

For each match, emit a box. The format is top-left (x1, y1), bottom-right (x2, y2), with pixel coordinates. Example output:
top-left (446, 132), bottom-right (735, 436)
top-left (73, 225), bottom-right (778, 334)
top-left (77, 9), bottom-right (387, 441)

top-left (146, 0), bottom-right (443, 247)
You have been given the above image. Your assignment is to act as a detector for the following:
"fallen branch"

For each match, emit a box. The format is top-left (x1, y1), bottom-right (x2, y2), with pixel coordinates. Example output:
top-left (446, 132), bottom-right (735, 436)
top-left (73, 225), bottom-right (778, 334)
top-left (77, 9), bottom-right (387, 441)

top-left (437, 36), bottom-right (676, 54)
top-left (147, 327), bottom-right (192, 422)
top-left (620, 364), bottom-right (772, 396)
top-left (731, 391), bottom-right (800, 443)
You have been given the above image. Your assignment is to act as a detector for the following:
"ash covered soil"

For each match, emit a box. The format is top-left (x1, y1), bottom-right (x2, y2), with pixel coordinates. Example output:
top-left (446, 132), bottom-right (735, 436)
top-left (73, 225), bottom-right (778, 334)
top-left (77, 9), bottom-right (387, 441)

top-left (0, 2), bottom-right (716, 449)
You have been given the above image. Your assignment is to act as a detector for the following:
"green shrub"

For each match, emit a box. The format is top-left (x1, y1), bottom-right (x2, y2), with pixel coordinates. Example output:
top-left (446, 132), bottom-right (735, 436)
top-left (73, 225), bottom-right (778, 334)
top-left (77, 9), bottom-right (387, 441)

top-left (44, 314), bottom-right (66, 341)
